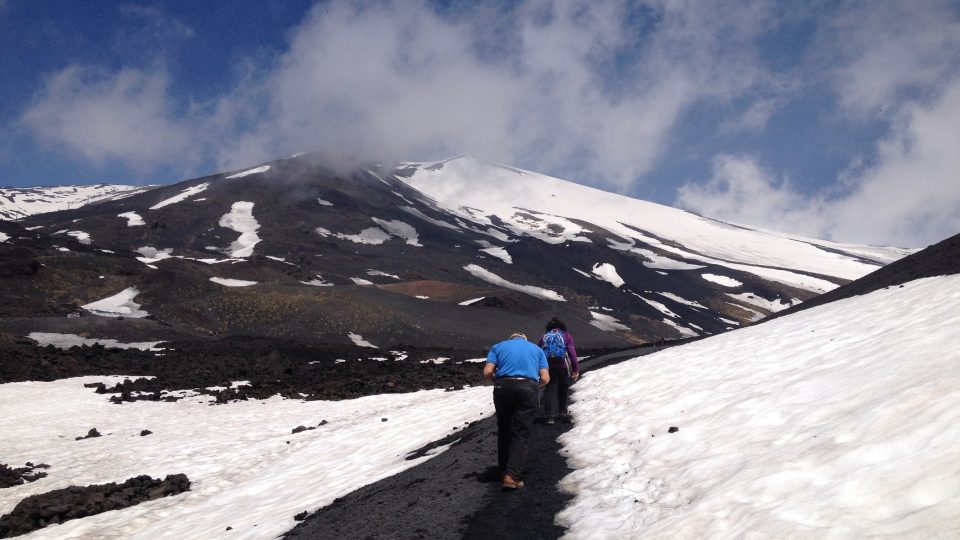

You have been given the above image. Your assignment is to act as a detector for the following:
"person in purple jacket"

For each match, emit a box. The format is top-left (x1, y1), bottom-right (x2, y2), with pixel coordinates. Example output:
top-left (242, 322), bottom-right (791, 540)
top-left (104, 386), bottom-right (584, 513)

top-left (538, 317), bottom-right (580, 425)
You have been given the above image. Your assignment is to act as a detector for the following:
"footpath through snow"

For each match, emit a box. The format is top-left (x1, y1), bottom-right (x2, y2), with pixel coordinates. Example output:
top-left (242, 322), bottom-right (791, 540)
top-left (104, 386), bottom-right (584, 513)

top-left (290, 274), bottom-right (960, 539)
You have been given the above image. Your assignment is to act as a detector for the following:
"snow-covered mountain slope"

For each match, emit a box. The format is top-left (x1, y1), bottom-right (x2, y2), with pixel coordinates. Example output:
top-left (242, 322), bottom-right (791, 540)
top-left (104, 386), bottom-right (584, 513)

top-left (2, 153), bottom-right (914, 347)
top-left (558, 273), bottom-right (960, 539)
top-left (0, 185), bottom-right (149, 221)
top-left (397, 157), bottom-right (913, 288)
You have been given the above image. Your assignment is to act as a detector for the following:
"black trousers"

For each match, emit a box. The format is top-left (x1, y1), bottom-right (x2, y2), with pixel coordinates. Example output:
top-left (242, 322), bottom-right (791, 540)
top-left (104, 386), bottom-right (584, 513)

top-left (543, 366), bottom-right (571, 418)
top-left (493, 378), bottom-right (538, 477)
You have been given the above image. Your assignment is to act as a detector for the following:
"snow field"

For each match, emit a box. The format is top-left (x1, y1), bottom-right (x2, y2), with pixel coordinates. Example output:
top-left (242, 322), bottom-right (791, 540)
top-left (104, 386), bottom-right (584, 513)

top-left (0, 184), bottom-right (145, 220)
top-left (558, 275), bottom-right (960, 539)
top-left (0, 378), bottom-right (493, 539)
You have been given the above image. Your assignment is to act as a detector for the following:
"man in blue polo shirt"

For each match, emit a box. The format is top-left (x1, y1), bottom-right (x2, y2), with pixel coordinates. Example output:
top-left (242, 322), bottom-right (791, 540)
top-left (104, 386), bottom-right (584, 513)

top-left (483, 332), bottom-right (550, 490)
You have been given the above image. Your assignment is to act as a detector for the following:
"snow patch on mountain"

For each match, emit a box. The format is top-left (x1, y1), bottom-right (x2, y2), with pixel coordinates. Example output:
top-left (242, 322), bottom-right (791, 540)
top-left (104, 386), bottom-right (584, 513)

top-left (82, 288), bottom-right (148, 318)
top-left (463, 264), bottom-right (565, 301)
top-left (399, 206), bottom-right (461, 231)
top-left (662, 318), bottom-right (699, 338)
top-left (135, 246), bottom-right (173, 265)
top-left (218, 202), bottom-right (260, 257)
top-left (607, 239), bottom-right (705, 271)
top-left (316, 198), bottom-right (334, 206)
top-left (28, 332), bottom-right (165, 351)
top-left (210, 277), bottom-right (257, 287)
top-left (656, 292), bottom-right (708, 310)
top-left (150, 183), bottom-right (209, 210)
top-left (65, 230), bottom-right (92, 245)
top-left (0, 232), bottom-right (10, 243)
top-left (301, 274), bottom-right (333, 287)
top-left (726, 293), bottom-right (797, 313)
top-left (372, 218), bottom-right (422, 247)
top-left (0, 184), bottom-right (146, 220)
top-left (225, 165), bottom-right (270, 179)
top-left (572, 268), bottom-right (593, 279)
top-left (634, 295), bottom-right (680, 319)
top-left (559, 274), bottom-right (960, 539)
top-left (367, 270), bottom-right (400, 279)
top-left (118, 211), bottom-right (145, 227)
top-left (726, 301), bottom-right (765, 322)
top-left (589, 311), bottom-right (629, 332)
top-left (348, 333), bottom-right (378, 348)
top-left (701, 273), bottom-right (742, 287)
top-left (591, 263), bottom-right (625, 288)
top-left (480, 247), bottom-right (512, 264)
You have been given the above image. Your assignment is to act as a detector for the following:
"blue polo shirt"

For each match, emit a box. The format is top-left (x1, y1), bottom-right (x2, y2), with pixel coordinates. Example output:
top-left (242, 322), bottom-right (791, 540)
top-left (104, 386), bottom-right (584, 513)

top-left (486, 337), bottom-right (548, 381)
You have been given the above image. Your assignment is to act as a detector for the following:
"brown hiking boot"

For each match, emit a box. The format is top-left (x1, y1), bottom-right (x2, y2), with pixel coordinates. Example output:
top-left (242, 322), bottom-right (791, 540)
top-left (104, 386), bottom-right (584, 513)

top-left (501, 473), bottom-right (525, 490)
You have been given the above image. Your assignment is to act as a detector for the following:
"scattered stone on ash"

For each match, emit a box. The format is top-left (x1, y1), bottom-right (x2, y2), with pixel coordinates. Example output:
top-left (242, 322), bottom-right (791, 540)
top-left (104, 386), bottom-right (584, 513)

top-left (0, 473), bottom-right (191, 537)
top-left (294, 511), bottom-right (309, 521)
top-left (75, 428), bottom-right (101, 441)
top-left (140, 430), bottom-right (152, 437)
top-left (668, 426), bottom-right (679, 433)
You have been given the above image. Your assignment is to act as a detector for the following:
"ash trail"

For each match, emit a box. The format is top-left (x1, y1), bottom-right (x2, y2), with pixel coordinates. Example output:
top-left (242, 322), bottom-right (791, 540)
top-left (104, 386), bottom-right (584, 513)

top-left (284, 345), bottom-right (667, 540)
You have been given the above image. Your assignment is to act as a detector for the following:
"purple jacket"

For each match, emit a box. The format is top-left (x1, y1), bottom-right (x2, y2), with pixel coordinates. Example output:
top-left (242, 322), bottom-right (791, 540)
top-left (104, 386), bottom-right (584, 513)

top-left (538, 330), bottom-right (579, 373)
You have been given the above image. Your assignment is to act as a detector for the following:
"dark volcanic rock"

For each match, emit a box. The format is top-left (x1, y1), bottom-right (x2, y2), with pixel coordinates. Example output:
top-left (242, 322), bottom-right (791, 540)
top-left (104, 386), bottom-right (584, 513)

top-left (0, 463), bottom-right (49, 489)
top-left (75, 428), bottom-right (101, 441)
top-left (0, 474), bottom-right (190, 538)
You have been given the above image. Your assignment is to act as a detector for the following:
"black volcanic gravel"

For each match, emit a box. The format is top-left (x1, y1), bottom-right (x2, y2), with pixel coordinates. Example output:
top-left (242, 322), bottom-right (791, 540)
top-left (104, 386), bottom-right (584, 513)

top-left (0, 474), bottom-right (190, 538)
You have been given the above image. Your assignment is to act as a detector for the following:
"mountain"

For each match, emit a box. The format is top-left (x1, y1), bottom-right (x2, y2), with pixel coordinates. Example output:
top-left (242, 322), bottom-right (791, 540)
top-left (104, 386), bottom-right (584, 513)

top-left (1, 153), bottom-right (911, 349)
top-left (1, 224), bottom-right (956, 539)
top-left (0, 184), bottom-right (148, 221)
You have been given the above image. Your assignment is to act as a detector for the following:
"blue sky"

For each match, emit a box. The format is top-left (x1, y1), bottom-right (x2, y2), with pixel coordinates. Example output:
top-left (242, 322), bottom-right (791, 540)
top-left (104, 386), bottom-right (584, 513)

top-left (1, 1), bottom-right (958, 247)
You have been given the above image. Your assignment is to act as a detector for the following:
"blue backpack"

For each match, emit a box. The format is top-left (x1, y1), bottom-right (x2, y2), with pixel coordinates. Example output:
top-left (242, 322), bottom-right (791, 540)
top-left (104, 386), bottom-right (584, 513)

top-left (542, 329), bottom-right (567, 359)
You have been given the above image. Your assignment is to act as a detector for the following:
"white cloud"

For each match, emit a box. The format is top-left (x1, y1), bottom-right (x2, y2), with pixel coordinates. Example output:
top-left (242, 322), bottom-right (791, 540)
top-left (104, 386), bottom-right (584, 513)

top-left (678, 77), bottom-right (960, 247)
top-left (822, 1), bottom-right (960, 116)
top-left (19, 1), bottom-right (778, 191)
top-left (21, 66), bottom-right (201, 174)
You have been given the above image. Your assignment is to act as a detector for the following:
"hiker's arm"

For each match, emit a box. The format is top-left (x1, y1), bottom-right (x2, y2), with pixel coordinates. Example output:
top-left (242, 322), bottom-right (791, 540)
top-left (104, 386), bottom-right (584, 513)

top-left (483, 362), bottom-right (496, 381)
top-left (565, 333), bottom-right (580, 371)
top-left (538, 368), bottom-right (550, 388)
